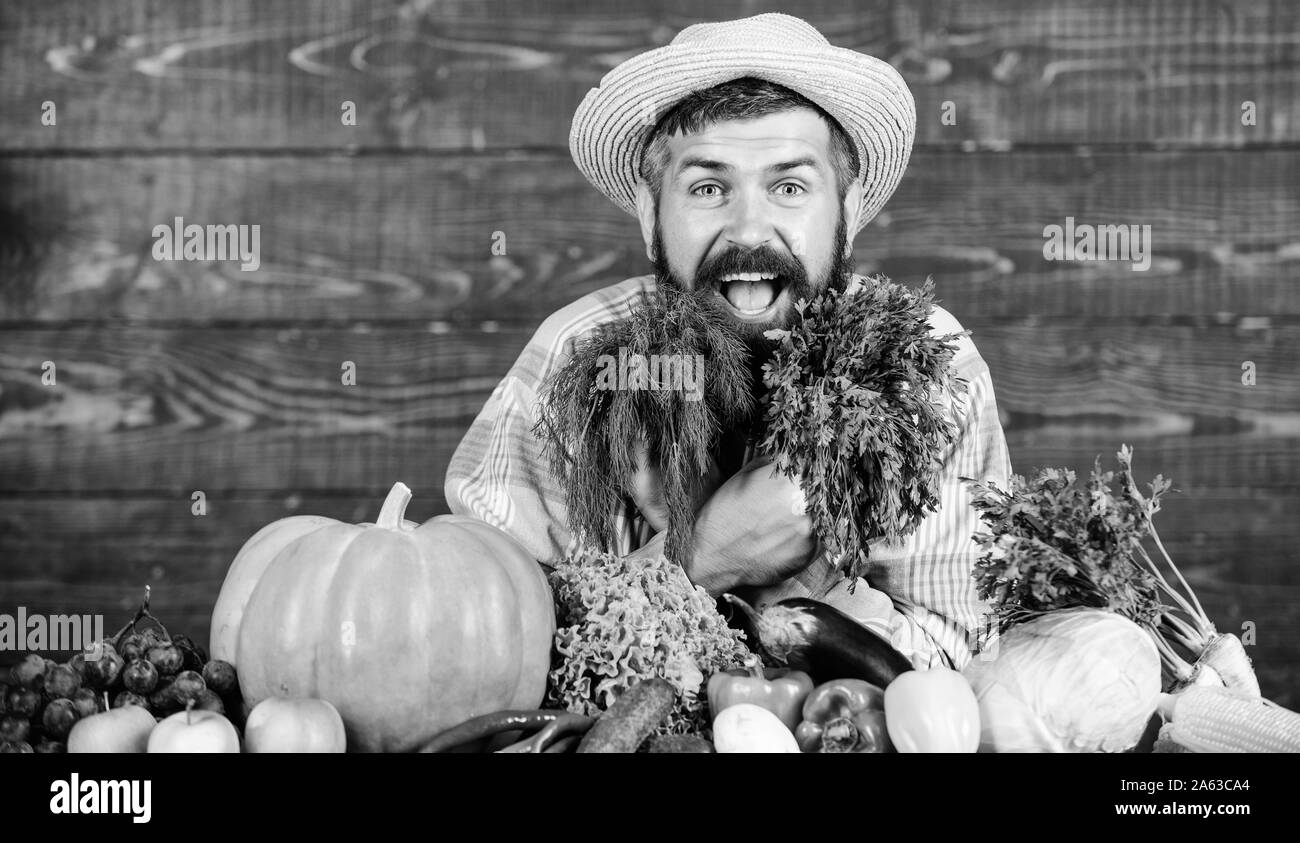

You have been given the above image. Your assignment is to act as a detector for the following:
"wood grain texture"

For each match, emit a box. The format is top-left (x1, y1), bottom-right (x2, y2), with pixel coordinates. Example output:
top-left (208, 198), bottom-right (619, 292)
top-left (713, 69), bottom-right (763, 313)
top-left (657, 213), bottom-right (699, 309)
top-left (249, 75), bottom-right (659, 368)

top-left (1, 493), bottom-right (1291, 583)
top-left (1, 0), bottom-right (1295, 150)
top-left (1, 150), bottom-right (1297, 323)
top-left (0, 323), bottom-right (1295, 493)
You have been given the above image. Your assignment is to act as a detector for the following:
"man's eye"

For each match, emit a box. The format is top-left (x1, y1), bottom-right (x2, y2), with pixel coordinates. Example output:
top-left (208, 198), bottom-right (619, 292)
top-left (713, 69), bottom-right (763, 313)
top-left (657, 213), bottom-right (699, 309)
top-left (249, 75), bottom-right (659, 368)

top-left (777, 182), bottom-right (806, 196)
top-left (691, 184), bottom-right (722, 197)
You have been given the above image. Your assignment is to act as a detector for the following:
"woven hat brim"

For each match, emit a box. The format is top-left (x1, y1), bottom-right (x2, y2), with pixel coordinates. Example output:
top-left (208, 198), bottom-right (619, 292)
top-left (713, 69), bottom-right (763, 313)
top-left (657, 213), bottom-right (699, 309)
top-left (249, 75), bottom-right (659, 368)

top-left (570, 43), bottom-right (916, 235)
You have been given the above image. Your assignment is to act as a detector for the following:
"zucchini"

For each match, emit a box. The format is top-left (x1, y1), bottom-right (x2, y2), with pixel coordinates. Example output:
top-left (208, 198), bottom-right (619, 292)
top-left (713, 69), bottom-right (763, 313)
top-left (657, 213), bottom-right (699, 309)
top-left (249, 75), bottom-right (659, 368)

top-left (576, 678), bottom-right (675, 753)
top-left (646, 734), bottom-right (715, 753)
top-left (723, 594), bottom-right (913, 687)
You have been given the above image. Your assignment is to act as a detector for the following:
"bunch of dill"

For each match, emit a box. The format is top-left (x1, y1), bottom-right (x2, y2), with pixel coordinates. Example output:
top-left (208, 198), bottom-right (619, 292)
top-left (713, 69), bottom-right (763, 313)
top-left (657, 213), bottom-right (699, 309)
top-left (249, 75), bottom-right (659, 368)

top-left (532, 283), bottom-right (754, 568)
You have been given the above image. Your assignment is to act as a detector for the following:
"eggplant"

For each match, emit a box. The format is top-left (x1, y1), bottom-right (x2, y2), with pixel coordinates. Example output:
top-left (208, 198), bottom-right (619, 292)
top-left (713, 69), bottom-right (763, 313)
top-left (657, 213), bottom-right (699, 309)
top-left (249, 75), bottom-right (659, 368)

top-left (723, 594), bottom-right (913, 687)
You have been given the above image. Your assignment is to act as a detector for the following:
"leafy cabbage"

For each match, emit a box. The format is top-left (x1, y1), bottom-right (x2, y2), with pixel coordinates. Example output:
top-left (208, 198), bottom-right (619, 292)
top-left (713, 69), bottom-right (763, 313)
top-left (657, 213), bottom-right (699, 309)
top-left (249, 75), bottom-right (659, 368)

top-left (963, 608), bottom-right (1161, 752)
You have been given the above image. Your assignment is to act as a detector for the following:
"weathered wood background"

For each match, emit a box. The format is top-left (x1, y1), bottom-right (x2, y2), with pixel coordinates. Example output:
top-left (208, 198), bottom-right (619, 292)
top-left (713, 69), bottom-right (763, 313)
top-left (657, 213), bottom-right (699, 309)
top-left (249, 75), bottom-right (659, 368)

top-left (1, 0), bottom-right (1297, 705)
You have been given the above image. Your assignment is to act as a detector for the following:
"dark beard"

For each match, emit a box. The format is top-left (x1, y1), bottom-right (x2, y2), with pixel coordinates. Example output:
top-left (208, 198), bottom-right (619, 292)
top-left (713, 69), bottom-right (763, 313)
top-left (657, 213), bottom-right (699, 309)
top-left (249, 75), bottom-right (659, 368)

top-left (650, 209), bottom-right (856, 390)
top-left (647, 210), bottom-right (856, 472)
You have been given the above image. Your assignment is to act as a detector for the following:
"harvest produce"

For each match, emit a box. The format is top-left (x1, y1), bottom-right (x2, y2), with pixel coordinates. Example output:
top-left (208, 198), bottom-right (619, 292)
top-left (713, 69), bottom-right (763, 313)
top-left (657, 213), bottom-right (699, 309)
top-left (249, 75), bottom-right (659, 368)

top-left (533, 282), bottom-right (756, 567)
top-left (576, 678), bottom-right (676, 753)
top-left (0, 587), bottom-right (242, 754)
top-left (713, 703), bottom-right (800, 753)
top-left (795, 679), bottom-right (891, 753)
top-left (962, 609), bottom-right (1162, 752)
top-left (883, 668), bottom-right (980, 753)
top-left (722, 594), bottom-right (913, 686)
top-left (213, 482), bottom-right (555, 752)
top-left (419, 709), bottom-right (595, 754)
top-left (706, 655), bottom-right (812, 732)
top-left (757, 276), bottom-right (969, 583)
top-left (966, 446), bottom-right (1258, 696)
top-left (243, 697), bottom-right (346, 753)
top-left (647, 734), bottom-right (715, 753)
top-left (147, 700), bottom-right (240, 753)
top-left (1154, 686), bottom-right (1300, 753)
top-left (547, 546), bottom-right (750, 736)
top-left (68, 705), bottom-right (157, 753)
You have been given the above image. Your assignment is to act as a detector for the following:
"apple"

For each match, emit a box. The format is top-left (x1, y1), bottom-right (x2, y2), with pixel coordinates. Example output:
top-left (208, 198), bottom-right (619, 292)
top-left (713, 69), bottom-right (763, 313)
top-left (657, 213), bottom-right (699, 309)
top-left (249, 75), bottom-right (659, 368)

top-left (147, 702), bottom-right (239, 753)
top-left (68, 705), bottom-right (158, 753)
top-left (244, 697), bottom-right (346, 753)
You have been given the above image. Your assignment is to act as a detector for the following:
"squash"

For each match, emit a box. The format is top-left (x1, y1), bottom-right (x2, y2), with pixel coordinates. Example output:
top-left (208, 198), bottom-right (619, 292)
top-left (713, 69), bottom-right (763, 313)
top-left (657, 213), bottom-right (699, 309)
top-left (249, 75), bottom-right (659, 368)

top-left (209, 482), bottom-right (555, 753)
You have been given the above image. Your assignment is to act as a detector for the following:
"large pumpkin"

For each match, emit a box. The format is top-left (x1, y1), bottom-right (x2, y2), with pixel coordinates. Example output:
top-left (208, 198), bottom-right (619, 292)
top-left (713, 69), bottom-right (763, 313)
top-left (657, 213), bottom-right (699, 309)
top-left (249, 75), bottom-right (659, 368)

top-left (208, 482), bottom-right (555, 752)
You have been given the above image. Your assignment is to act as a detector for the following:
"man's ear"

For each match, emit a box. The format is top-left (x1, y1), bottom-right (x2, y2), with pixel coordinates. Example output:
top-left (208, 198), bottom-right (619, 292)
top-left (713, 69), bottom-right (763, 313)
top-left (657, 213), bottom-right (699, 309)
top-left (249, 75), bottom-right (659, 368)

top-left (841, 180), bottom-right (865, 257)
top-left (634, 180), bottom-right (657, 261)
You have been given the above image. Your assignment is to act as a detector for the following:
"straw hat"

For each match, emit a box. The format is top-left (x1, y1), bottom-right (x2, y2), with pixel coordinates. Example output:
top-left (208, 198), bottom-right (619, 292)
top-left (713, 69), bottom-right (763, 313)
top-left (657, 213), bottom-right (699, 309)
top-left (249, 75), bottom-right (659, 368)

top-left (569, 12), bottom-right (916, 236)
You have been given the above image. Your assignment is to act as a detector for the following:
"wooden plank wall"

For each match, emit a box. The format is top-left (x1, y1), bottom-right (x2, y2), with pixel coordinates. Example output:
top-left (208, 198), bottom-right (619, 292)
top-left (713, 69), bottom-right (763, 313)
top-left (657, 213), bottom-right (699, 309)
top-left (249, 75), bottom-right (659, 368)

top-left (1, 0), bottom-right (1297, 705)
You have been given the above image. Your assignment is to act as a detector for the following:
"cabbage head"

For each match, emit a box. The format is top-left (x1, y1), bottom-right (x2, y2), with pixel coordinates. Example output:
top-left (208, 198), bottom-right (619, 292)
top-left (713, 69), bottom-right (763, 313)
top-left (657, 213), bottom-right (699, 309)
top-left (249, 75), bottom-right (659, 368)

top-left (963, 608), bottom-right (1161, 752)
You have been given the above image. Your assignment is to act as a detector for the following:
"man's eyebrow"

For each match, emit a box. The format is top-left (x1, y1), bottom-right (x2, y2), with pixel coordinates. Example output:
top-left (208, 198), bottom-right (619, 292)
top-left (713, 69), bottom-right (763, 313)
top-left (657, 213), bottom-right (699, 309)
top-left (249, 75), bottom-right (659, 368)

top-left (675, 155), bottom-right (822, 178)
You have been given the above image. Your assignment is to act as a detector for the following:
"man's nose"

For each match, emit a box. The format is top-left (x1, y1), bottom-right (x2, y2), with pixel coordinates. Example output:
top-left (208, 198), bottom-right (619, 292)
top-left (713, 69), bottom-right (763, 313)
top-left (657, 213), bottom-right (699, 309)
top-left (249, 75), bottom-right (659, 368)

top-left (723, 186), bottom-right (776, 251)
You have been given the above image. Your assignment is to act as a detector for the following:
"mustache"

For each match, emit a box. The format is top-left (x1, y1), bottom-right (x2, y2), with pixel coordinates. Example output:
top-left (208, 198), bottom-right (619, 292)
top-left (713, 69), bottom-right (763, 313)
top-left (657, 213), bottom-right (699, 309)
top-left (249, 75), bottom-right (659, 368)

top-left (696, 247), bottom-right (807, 287)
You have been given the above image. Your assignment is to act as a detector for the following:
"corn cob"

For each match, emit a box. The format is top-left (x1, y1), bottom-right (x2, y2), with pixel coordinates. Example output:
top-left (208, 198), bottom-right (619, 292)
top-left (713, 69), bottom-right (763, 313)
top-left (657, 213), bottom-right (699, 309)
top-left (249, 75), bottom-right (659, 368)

top-left (1156, 686), bottom-right (1300, 753)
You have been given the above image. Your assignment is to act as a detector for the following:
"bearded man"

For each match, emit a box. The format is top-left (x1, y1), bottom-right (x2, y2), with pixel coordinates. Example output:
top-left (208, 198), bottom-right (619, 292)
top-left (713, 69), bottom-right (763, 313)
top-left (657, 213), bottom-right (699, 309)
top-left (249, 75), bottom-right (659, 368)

top-left (444, 13), bottom-right (1013, 670)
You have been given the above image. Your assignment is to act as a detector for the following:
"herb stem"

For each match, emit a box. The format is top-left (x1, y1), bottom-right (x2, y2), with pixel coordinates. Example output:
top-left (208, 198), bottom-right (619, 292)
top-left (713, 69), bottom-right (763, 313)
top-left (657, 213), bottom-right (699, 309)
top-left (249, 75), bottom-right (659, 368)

top-left (1148, 524), bottom-right (1209, 626)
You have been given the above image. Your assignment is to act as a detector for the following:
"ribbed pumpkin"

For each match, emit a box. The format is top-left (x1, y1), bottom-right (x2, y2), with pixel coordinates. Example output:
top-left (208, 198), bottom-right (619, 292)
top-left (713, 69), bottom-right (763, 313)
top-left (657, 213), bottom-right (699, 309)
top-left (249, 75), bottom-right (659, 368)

top-left (208, 482), bottom-right (555, 752)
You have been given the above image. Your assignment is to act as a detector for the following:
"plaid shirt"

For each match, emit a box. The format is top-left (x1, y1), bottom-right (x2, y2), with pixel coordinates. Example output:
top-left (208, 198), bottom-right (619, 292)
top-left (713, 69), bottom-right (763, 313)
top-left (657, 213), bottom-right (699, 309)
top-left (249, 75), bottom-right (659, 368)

top-left (444, 274), bottom-right (1014, 670)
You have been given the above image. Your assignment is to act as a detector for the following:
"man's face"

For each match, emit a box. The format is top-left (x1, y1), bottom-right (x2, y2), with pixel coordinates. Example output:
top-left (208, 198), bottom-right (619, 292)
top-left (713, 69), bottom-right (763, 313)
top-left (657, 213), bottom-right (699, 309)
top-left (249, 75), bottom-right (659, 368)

top-left (645, 108), bottom-right (857, 348)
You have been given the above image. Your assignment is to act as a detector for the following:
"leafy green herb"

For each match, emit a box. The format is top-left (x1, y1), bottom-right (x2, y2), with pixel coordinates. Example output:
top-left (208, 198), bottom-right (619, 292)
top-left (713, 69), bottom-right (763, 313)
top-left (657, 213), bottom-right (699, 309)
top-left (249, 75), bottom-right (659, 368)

top-left (964, 445), bottom-right (1233, 688)
top-left (758, 275), bottom-right (970, 583)
top-left (965, 453), bottom-right (1168, 630)
top-left (545, 546), bottom-right (751, 736)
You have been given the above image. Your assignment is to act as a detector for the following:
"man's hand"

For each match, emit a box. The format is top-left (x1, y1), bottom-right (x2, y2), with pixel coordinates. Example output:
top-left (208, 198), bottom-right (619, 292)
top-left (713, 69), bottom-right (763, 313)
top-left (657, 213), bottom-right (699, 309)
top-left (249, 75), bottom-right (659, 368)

top-left (625, 443), bottom-right (819, 597)
top-left (627, 436), bottom-right (725, 533)
top-left (682, 453), bottom-right (818, 596)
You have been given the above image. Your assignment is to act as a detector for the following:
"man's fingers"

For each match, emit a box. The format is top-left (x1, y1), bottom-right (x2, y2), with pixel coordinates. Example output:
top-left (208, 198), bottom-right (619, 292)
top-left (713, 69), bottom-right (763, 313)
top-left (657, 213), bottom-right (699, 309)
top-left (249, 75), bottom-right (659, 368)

top-left (628, 436), bottom-right (670, 532)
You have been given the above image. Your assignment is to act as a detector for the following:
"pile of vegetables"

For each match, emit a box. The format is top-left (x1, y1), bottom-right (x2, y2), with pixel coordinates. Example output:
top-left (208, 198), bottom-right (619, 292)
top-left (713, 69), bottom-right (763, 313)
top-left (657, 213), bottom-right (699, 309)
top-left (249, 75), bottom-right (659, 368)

top-left (544, 546), bottom-right (750, 736)
top-left (1, 587), bottom-right (243, 754)
top-left (210, 482), bottom-right (555, 752)
top-left (957, 446), bottom-right (1300, 753)
top-left (964, 446), bottom-right (1257, 697)
top-left (421, 590), bottom-right (984, 754)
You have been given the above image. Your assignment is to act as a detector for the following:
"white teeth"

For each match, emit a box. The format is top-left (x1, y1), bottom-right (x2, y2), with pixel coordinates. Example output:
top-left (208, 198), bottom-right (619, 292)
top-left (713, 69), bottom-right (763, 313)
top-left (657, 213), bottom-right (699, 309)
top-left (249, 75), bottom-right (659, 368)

top-left (721, 272), bottom-right (778, 282)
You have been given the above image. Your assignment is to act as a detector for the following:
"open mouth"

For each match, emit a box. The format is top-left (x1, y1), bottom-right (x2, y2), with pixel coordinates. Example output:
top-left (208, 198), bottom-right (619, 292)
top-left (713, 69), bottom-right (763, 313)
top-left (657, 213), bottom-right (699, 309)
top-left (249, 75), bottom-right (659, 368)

top-left (716, 273), bottom-right (788, 319)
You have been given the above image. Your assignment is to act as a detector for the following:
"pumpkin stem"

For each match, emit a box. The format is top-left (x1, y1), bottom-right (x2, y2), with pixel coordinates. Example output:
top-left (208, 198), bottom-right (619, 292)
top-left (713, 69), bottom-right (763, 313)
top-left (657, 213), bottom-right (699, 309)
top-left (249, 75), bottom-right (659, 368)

top-left (185, 697), bottom-right (196, 726)
top-left (376, 482), bottom-right (414, 530)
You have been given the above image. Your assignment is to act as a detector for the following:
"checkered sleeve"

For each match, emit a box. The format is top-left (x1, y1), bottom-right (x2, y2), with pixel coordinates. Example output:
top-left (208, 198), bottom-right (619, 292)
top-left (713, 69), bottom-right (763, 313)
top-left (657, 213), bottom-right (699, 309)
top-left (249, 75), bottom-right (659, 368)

top-left (847, 313), bottom-right (1013, 670)
top-left (443, 277), bottom-right (655, 565)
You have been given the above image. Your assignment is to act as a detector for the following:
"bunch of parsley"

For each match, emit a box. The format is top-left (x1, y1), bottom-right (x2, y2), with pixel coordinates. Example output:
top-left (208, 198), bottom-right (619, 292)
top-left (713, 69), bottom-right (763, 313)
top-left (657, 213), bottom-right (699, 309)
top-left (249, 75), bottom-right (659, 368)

top-left (964, 453), bottom-right (1171, 632)
top-left (961, 446), bottom-right (1255, 689)
top-left (758, 275), bottom-right (970, 583)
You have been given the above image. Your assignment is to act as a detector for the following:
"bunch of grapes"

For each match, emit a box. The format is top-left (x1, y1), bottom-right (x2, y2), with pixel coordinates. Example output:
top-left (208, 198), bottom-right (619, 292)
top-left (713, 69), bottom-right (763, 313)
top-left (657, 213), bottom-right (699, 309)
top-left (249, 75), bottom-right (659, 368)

top-left (0, 589), bottom-right (242, 753)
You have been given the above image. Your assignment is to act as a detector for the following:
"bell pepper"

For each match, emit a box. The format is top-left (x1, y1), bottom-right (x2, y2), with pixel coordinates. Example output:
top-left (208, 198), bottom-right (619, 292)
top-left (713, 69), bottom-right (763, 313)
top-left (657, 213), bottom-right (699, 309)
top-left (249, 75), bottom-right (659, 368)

top-left (707, 655), bottom-right (813, 732)
top-left (882, 667), bottom-right (980, 752)
top-left (795, 679), bottom-right (893, 753)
